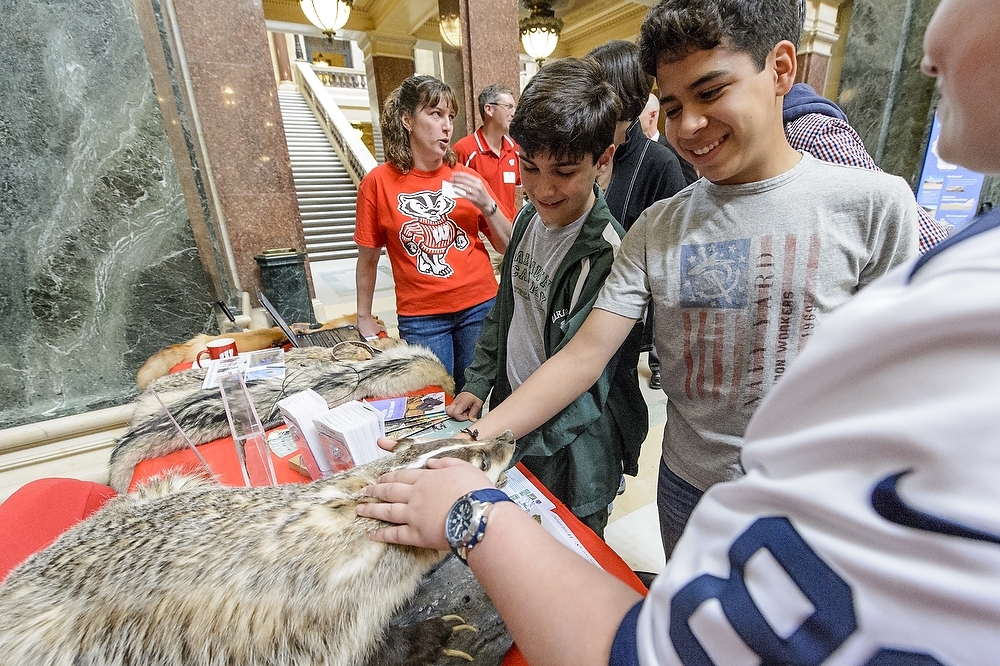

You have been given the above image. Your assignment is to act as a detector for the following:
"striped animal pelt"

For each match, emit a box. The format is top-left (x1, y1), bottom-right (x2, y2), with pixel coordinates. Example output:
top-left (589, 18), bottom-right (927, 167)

top-left (108, 344), bottom-right (454, 491)
top-left (0, 434), bottom-right (516, 666)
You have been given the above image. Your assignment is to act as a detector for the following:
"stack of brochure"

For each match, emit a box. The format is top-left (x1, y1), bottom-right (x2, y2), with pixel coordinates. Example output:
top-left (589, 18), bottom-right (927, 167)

top-left (276, 389), bottom-right (331, 479)
top-left (200, 349), bottom-right (285, 390)
top-left (313, 401), bottom-right (387, 471)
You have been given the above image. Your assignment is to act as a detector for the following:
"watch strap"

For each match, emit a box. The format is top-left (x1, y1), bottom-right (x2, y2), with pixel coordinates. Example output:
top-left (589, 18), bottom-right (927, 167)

top-left (468, 488), bottom-right (511, 504)
top-left (450, 489), bottom-right (514, 564)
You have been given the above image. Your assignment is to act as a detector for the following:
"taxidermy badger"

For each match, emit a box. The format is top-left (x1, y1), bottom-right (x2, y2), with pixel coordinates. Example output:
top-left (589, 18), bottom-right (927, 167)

top-left (109, 344), bottom-right (455, 491)
top-left (0, 433), bottom-right (516, 666)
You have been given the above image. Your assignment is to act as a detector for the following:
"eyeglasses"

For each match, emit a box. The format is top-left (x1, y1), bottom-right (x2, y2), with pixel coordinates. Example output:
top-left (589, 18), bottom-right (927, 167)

top-left (489, 102), bottom-right (516, 113)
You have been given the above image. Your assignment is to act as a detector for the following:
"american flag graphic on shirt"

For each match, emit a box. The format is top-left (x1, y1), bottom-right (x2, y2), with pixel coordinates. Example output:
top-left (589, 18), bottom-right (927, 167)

top-left (677, 234), bottom-right (821, 411)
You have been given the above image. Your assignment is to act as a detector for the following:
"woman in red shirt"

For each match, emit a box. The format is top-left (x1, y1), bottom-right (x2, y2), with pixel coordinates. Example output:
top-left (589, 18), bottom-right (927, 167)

top-left (354, 76), bottom-right (511, 391)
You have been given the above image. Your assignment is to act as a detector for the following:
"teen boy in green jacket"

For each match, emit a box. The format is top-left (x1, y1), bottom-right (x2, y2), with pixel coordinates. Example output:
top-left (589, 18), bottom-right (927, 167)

top-left (447, 58), bottom-right (647, 537)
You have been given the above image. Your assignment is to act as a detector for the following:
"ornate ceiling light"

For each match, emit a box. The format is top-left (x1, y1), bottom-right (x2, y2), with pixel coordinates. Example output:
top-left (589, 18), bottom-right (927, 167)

top-left (439, 15), bottom-right (462, 48)
top-left (300, 0), bottom-right (353, 43)
top-left (438, 0), bottom-right (462, 49)
top-left (520, 0), bottom-right (563, 65)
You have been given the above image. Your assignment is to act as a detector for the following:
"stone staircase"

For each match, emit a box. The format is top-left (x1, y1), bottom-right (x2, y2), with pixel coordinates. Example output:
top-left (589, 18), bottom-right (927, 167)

top-left (278, 89), bottom-right (360, 261)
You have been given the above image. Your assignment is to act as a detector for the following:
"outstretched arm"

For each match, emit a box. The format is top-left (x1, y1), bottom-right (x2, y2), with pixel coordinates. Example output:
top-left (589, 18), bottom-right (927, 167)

top-left (467, 308), bottom-right (638, 440)
top-left (358, 458), bottom-right (643, 666)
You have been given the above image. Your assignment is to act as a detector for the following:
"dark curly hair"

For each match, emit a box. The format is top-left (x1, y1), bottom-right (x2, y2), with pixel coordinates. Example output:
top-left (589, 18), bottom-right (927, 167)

top-left (587, 40), bottom-right (653, 123)
top-left (638, 0), bottom-right (802, 77)
top-left (381, 75), bottom-right (458, 173)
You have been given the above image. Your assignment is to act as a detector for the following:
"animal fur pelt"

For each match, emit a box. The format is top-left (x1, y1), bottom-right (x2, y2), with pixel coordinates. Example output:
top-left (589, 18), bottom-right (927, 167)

top-left (135, 313), bottom-right (389, 390)
top-left (109, 344), bottom-right (455, 492)
top-left (0, 434), bottom-right (516, 666)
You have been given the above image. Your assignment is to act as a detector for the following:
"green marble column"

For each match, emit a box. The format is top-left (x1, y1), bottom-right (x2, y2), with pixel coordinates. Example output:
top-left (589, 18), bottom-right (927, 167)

top-left (837, 0), bottom-right (941, 186)
top-left (0, 0), bottom-right (215, 429)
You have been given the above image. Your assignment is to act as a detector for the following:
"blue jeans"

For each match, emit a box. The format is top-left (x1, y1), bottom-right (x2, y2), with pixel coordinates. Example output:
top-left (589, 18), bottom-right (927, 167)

top-left (396, 297), bottom-right (495, 393)
top-left (657, 458), bottom-right (704, 558)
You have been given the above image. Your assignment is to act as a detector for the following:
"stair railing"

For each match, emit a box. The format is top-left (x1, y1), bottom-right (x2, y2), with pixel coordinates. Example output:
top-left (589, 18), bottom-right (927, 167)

top-left (309, 63), bottom-right (367, 90)
top-left (293, 61), bottom-right (378, 186)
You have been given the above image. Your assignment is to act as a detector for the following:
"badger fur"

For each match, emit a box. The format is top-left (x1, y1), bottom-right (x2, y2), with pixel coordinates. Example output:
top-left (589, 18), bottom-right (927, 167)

top-left (0, 433), bottom-right (516, 666)
top-left (109, 343), bottom-right (454, 491)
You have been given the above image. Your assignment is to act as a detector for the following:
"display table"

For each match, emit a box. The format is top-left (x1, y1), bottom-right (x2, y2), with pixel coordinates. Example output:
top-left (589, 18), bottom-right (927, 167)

top-left (129, 417), bottom-right (647, 665)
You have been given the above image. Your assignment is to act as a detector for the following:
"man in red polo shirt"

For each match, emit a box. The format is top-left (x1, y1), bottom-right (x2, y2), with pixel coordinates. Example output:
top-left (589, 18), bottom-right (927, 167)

top-left (454, 84), bottom-right (521, 220)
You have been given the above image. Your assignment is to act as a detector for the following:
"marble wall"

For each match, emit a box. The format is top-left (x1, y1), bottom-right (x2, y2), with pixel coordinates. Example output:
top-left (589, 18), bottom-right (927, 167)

top-left (459, 0), bottom-right (519, 133)
top-left (0, 0), bottom-right (215, 429)
top-left (837, 0), bottom-right (1000, 214)
top-left (837, 0), bottom-right (940, 185)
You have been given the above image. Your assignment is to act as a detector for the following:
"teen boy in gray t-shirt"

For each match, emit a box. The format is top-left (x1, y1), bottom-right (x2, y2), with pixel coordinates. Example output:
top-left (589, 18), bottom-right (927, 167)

top-left (595, 151), bottom-right (916, 493)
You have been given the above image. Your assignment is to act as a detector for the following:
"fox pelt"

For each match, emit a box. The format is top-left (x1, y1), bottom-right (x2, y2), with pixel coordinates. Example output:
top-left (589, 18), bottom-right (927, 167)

top-left (0, 433), bottom-right (517, 666)
top-left (109, 343), bottom-right (455, 492)
top-left (135, 313), bottom-right (389, 391)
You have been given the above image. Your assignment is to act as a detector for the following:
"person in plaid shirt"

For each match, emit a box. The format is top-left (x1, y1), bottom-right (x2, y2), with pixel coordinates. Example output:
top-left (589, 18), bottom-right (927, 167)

top-left (784, 84), bottom-right (950, 255)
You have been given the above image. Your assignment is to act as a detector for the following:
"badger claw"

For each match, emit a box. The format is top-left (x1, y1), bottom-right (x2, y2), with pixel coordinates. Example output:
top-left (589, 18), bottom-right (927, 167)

top-left (440, 614), bottom-right (477, 634)
top-left (442, 648), bottom-right (475, 661)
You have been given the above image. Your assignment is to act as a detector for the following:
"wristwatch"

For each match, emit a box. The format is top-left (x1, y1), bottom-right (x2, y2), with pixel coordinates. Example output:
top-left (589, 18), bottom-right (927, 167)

top-left (445, 488), bottom-right (514, 564)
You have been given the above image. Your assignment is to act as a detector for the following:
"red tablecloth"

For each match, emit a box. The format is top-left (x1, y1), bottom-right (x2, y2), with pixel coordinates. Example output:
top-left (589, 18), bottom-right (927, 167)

top-left (128, 399), bottom-right (648, 665)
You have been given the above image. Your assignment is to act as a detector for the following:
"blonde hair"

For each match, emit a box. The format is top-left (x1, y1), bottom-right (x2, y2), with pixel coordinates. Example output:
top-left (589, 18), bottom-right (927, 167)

top-left (381, 75), bottom-right (458, 173)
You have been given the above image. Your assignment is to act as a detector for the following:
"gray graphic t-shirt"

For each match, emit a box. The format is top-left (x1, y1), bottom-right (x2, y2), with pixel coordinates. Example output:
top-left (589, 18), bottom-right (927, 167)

top-left (594, 152), bottom-right (918, 490)
top-left (506, 209), bottom-right (589, 390)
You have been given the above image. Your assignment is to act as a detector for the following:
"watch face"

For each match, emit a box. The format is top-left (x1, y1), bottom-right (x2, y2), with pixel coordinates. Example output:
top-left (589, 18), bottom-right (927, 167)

top-left (446, 498), bottom-right (474, 544)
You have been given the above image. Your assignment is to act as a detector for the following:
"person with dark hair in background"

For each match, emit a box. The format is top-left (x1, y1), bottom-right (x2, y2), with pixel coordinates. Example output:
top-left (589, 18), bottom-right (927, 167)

top-left (353, 75), bottom-right (511, 392)
top-left (588, 39), bottom-right (688, 392)
top-left (453, 84), bottom-right (521, 221)
top-left (588, 40), bottom-right (687, 232)
top-left (359, 1), bottom-right (1000, 663)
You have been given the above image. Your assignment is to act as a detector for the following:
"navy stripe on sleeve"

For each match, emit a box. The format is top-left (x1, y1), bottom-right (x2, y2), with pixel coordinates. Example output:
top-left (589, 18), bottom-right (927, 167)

top-left (609, 600), bottom-right (644, 666)
top-left (908, 209), bottom-right (1000, 282)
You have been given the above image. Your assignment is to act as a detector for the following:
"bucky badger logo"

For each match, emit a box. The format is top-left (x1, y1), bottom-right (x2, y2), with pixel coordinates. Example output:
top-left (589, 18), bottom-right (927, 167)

top-left (397, 190), bottom-right (469, 277)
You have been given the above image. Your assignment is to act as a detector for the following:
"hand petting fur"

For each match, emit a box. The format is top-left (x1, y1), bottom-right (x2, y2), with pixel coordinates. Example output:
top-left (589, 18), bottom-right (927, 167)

top-left (110, 344), bottom-right (454, 492)
top-left (0, 434), bottom-right (516, 666)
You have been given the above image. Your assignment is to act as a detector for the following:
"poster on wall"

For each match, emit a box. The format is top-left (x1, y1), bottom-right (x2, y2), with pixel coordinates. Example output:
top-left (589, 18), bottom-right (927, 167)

top-left (916, 110), bottom-right (986, 230)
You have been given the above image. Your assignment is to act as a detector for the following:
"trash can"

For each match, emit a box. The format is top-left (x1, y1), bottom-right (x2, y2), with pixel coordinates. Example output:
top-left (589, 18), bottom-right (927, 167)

top-left (254, 249), bottom-right (315, 325)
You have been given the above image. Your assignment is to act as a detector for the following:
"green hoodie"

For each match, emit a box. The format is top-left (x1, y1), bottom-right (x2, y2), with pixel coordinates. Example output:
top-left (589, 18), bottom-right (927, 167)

top-left (462, 186), bottom-right (648, 520)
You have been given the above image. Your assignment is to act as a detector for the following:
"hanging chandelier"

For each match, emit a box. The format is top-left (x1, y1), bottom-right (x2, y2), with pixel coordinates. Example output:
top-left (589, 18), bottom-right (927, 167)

top-left (438, 0), bottom-right (462, 49)
top-left (520, 0), bottom-right (563, 65)
top-left (300, 0), bottom-right (353, 42)
top-left (439, 14), bottom-right (462, 48)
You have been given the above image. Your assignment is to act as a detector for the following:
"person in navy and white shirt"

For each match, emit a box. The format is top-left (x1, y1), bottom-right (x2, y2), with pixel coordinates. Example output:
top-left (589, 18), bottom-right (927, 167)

top-left (357, 0), bottom-right (1000, 664)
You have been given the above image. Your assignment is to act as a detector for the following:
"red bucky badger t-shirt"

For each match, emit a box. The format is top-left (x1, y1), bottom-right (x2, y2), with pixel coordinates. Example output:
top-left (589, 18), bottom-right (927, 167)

top-left (353, 162), bottom-right (499, 317)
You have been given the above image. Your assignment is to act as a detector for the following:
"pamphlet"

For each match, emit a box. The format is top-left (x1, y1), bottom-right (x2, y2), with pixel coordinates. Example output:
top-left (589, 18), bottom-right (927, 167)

top-left (365, 390), bottom-right (446, 422)
top-left (276, 389), bottom-right (330, 478)
top-left (502, 467), bottom-right (599, 567)
top-left (201, 349), bottom-right (285, 390)
top-left (313, 401), bottom-right (387, 468)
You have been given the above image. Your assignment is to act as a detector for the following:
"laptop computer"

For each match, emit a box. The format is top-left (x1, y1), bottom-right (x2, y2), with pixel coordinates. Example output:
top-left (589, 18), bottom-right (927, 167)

top-left (257, 290), bottom-right (364, 348)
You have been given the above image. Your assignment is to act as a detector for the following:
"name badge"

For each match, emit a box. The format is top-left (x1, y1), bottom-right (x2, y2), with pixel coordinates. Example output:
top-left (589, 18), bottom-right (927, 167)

top-left (503, 171), bottom-right (516, 184)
